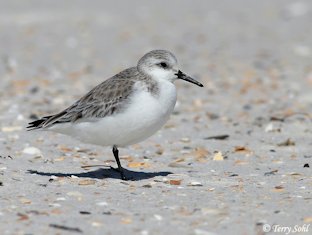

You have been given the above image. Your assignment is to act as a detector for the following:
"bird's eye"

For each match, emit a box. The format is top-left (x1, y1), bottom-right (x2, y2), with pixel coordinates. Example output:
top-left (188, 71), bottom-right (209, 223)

top-left (159, 62), bottom-right (168, 68)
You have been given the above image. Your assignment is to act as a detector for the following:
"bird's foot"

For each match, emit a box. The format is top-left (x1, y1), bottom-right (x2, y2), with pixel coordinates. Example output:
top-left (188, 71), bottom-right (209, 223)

top-left (110, 166), bottom-right (128, 180)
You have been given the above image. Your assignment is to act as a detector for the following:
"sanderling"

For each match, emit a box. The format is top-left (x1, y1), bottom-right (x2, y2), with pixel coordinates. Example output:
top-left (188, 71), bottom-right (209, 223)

top-left (27, 50), bottom-right (203, 180)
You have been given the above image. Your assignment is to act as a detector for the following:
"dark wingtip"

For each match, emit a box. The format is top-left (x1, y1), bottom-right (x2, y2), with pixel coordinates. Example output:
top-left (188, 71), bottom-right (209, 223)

top-left (26, 117), bottom-right (49, 130)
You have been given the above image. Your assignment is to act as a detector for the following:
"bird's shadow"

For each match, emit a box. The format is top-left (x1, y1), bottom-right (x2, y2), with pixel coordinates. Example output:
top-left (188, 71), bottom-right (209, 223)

top-left (27, 167), bottom-right (172, 181)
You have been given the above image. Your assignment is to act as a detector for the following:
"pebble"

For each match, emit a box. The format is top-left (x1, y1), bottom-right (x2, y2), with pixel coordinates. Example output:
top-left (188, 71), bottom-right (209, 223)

top-left (194, 229), bottom-right (216, 235)
top-left (180, 137), bottom-right (190, 143)
top-left (17, 114), bottom-right (24, 120)
top-left (169, 179), bottom-right (182, 185)
top-left (141, 230), bottom-right (149, 235)
top-left (79, 211), bottom-right (91, 215)
top-left (213, 151), bottom-right (224, 161)
top-left (168, 162), bottom-right (191, 168)
top-left (67, 191), bottom-right (83, 198)
top-left (78, 179), bottom-right (96, 185)
top-left (154, 214), bottom-right (163, 221)
top-left (264, 123), bottom-right (274, 132)
top-left (56, 197), bottom-right (66, 201)
top-left (188, 182), bottom-right (203, 186)
top-left (22, 147), bottom-right (42, 155)
top-left (91, 221), bottom-right (103, 227)
top-left (49, 203), bottom-right (61, 207)
top-left (1, 126), bottom-right (22, 132)
top-left (96, 201), bottom-right (108, 206)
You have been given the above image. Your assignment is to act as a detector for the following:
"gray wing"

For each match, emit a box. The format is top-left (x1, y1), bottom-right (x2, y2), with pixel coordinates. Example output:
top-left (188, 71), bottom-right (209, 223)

top-left (27, 68), bottom-right (139, 129)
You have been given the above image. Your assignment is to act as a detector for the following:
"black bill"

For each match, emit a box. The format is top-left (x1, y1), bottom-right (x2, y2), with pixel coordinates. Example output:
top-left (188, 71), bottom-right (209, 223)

top-left (175, 70), bottom-right (203, 87)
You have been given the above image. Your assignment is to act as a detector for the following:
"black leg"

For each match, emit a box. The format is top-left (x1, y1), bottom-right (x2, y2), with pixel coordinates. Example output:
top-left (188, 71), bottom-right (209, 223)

top-left (112, 146), bottom-right (127, 180)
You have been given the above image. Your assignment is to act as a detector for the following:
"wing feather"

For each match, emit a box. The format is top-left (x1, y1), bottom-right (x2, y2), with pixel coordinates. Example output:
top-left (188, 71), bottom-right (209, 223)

top-left (27, 68), bottom-right (140, 130)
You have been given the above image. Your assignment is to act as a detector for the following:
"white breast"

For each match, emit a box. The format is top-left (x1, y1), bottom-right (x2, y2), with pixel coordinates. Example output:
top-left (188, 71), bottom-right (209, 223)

top-left (52, 80), bottom-right (177, 147)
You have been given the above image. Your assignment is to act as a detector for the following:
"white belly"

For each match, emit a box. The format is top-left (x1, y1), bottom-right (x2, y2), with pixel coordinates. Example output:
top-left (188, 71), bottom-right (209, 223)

top-left (51, 81), bottom-right (177, 147)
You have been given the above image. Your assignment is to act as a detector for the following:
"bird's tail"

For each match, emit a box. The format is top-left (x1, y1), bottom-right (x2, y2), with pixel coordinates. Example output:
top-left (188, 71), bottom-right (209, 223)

top-left (27, 116), bottom-right (52, 130)
top-left (27, 110), bottom-right (68, 130)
